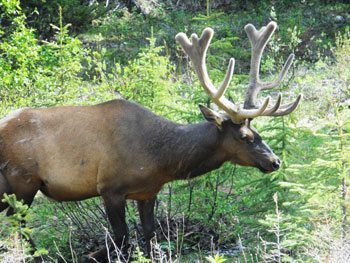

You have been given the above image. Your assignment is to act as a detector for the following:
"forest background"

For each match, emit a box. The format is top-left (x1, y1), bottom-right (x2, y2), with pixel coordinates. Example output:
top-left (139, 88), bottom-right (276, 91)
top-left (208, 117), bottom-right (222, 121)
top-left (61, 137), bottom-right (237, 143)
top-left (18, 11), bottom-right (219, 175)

top-left (0, 0), bottom-right (349, 262)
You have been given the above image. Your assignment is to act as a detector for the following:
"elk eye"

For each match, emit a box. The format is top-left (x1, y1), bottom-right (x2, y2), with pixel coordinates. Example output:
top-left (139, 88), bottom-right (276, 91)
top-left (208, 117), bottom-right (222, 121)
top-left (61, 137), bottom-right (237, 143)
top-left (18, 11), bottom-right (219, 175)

top-left (240, 133), bottom-right (254, 143)
top-left (239, 126), bottom-right (254, 142)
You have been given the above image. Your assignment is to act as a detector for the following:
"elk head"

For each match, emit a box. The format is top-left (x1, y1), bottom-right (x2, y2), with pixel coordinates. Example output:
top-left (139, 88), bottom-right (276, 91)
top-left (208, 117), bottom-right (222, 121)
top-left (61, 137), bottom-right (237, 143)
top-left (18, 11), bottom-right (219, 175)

top-left (176, 22), bottom-right (302, 173)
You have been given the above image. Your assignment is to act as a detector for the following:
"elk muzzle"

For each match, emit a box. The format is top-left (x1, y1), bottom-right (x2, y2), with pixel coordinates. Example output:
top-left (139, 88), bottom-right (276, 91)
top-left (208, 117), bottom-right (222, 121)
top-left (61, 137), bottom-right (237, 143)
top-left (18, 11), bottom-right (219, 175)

top-left (258, 155), bottom-right (281, 173)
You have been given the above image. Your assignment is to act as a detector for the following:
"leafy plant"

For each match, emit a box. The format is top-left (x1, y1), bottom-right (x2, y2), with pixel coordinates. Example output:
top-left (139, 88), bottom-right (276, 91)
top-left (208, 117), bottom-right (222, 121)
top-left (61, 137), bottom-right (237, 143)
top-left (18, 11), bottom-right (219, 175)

top-left (206, 253), bottom-right (227, 263)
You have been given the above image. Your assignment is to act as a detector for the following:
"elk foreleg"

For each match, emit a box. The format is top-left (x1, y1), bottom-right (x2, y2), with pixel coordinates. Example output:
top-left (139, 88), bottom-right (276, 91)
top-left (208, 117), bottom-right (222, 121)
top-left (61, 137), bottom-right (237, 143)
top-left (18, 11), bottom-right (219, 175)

top-left (103, 193), bottom-right (129, 253)
top-left (138, 197), bottom-right (156, 256)
top-left (85, 193), bottom-right (129, 262)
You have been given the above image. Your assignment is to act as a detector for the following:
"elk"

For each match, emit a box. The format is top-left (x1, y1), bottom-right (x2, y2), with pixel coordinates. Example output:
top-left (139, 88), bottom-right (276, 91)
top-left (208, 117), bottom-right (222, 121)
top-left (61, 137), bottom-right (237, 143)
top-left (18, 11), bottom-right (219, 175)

top-left (0, 21), bottom-right (301, 262)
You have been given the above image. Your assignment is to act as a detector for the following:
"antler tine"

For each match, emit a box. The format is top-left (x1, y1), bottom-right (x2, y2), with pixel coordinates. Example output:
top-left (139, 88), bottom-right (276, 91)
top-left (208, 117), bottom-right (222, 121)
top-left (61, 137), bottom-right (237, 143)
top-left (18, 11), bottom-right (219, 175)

top-left (237, 97), bottom-right (270, 120)
top-left (261, 93), bottom-right (282, 115)
top-left (216, 58), bottom-right (235, 99)
top-left (261, 54), bottom-right (295, 90)
top-left (264, 94), bottom-right (303, 116)
top-left (176, 28), bottom-right (275, 123)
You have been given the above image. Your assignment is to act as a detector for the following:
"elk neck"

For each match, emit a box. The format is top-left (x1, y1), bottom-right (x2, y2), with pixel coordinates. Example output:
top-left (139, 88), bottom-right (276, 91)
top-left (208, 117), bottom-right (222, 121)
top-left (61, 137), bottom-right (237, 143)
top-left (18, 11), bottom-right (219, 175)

top-left (161, 121), bottom-right (228, 180)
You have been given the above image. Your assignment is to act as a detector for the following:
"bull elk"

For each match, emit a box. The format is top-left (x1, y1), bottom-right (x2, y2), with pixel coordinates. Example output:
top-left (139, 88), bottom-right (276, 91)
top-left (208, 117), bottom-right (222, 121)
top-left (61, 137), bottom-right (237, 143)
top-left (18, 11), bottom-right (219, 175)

top-left (0, 21), bottom-right (301, 262)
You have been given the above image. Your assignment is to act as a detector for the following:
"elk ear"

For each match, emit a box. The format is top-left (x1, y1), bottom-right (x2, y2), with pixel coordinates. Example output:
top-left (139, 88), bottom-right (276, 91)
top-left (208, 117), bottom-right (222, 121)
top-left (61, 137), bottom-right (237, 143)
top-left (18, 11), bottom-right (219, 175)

top-left (199, 105), bottom-right (226, 127)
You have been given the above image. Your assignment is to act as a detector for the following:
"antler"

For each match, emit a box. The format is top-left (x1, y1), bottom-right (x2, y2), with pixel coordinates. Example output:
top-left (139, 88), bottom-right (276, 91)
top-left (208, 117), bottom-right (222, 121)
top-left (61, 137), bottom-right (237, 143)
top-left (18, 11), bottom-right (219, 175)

top-left (175, 22), bottom-right (302, 123)
top-left (175, 28), bottom-right (270, 124)
top-left (244, 21), bottom-right (302, 115)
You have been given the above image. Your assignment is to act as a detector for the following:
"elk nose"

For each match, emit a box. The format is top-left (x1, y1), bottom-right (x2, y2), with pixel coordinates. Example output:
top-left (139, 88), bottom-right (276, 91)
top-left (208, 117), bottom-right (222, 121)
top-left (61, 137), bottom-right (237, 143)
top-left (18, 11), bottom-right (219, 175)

top-left (271, 158), bottom-right (281, 171)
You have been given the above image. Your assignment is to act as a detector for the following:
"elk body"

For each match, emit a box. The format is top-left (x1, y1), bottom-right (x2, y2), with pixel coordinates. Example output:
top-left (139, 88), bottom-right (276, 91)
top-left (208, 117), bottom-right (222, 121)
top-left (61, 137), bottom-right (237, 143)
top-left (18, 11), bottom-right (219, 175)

top-left (0, 22), bottom-right (301, 262)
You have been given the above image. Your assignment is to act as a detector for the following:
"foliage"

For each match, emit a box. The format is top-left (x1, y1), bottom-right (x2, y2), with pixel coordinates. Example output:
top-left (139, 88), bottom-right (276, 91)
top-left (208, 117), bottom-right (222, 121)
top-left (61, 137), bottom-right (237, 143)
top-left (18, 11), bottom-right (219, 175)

top-left (1, 194), bottom-right (31, 239)
top-left (131, 247), bottom-right (152, 263)
top-left (0, 194), bottom-right (48, 261)
top-left (0, 1), bottom-right (83, 110)
top-left (19, 0), bottom-right (110, 36)
top-left (206, 253), bottom-right (227, 263)
top-left (258, 193), bottom-right (294, 262)
top-left (114, 33), bottom-right (181, 117)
